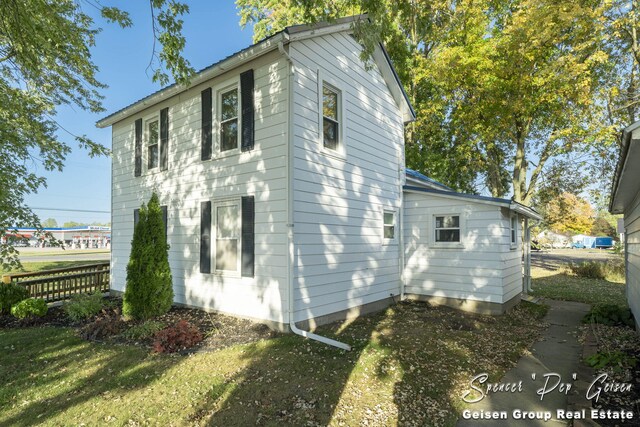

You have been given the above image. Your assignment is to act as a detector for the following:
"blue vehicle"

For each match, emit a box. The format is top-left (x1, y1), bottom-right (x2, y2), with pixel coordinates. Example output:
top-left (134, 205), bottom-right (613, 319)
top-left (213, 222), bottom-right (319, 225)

top-left (571, 242), bottom-right (585, 249)
top-left (595, 237), bottom-right (614, 249)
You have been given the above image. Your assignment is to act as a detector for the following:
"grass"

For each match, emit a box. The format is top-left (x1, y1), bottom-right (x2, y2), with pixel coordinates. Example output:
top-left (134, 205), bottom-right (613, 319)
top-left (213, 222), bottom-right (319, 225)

top-left (0, 261), bottom-right (107, 276)
top-left (531, 263), bottom-right (627, 307)
top-left (0, 300), bottom-right (547, 426)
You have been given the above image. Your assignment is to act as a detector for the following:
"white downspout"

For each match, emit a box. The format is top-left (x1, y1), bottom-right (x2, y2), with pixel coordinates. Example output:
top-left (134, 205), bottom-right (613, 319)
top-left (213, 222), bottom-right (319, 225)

top-left (279, 41), bottom-right (351, 351)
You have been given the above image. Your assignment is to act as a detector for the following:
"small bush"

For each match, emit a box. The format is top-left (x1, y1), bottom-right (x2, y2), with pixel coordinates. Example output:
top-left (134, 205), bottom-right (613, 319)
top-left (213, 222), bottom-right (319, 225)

top-left (586, 350), bottom-right (637, 372)
top-left (584, 304), bottom-right (635, 327)
top-left (153, 320), bottom-right (203, 353)
top-left (64, 292), bottom-right (104, 322)
top-left (11, 298), bottom-right (48, 319)
top-left (80, 309), bottom-right (125, 341)
top-left (0, 283), bottom-right (30, 314)
top-left (570, 261), bottom-right (607, 279)
top-left (122, 320), bottom-right (166, 340)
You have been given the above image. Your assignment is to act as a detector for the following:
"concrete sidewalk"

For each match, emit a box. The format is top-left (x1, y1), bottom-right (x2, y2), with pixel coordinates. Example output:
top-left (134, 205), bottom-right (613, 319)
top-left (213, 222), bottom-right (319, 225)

top-left (457, 299), bottom-right (591, 426)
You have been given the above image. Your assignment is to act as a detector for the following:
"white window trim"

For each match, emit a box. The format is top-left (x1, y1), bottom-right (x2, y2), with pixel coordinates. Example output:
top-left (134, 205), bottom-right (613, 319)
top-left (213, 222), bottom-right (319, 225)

top-left (213, 197), bottom-right (242, 277)
top-left (510, 214), bottom-right (518, 249)
top-left (382, 208), bottom-right (397, 245)
top-left (431, 212), bottom-right (465, 248)
top-left (212, 76), bottom-right (242, 158)
top-left (144, 113), bottom-right (160, 173)
top-left (317, 70), bottom-right (346, 160)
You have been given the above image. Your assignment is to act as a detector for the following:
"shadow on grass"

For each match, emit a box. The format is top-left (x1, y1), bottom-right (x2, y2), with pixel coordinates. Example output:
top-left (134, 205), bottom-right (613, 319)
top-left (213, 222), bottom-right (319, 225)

top-left (0, 327), bottom-right (180, 427)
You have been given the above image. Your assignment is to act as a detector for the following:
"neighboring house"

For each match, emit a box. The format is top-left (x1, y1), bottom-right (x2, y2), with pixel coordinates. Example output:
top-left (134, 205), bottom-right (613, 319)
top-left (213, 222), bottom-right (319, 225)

top-left (610, 120), bottom-right (640, 331)
top-left (97, 17), bottom-right (540, 341)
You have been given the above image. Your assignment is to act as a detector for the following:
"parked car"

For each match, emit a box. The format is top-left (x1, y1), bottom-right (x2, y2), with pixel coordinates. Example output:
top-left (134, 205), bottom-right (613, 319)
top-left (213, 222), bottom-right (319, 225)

top-left (571, 242), bottom-right (585, 249)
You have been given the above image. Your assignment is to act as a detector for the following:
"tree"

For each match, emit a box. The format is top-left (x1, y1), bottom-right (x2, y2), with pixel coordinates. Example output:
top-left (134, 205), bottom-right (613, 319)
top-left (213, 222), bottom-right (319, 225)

top-left (41, 218), bottom-right (58, 228)
top-left (237, 0), bottom-right (615, 203)
top-left (591, 216), bottom-right (617, 238)
top-left (123, 193), bottom-right (173, 320)
top-left (0, 1), bottom-right (194, 271)
top-left (544, 193), bottom-right (594, 235)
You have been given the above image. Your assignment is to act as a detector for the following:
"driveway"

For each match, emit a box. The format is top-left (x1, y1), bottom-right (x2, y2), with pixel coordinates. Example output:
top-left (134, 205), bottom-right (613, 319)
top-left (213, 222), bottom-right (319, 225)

top-left (531, 248), bottom-right (618, 272)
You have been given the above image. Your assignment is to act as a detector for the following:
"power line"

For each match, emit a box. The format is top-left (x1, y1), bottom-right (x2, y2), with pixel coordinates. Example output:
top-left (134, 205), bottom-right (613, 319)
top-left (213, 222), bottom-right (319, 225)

top-left (30, 207), bottom-right (110, 214)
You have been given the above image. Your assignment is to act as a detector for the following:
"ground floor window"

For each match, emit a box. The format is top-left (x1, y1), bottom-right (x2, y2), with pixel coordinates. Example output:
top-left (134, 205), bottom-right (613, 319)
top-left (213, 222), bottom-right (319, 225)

top-left (435, 215), bottom-right (460, 243)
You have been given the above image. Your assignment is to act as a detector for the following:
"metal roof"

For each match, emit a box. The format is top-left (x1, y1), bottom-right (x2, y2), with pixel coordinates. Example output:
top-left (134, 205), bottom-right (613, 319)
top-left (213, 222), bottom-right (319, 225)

top-left (405, 168), bottom-right (452, 190)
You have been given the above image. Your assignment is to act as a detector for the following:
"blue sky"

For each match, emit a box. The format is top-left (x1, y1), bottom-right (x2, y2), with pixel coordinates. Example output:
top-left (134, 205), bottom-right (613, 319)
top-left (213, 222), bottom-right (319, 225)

top-left (26, 1), bottom-right (255, 226)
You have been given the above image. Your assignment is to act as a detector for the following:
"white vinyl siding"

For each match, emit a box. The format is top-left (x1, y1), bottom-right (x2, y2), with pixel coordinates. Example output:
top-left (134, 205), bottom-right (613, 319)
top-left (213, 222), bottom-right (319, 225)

top-left (290, 32), bottom-right (405, 323)
top-left (624, 192), bottom-right (640, 329)
top-left (111, 51), bottom-right (289, 325)
top-left (403, 192), bottom-right (523, 305)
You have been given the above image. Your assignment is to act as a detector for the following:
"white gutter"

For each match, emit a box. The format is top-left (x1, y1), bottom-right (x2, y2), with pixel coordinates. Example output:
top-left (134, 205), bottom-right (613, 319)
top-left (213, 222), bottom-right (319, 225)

top-left (279, 41), bottom-right (351, 351)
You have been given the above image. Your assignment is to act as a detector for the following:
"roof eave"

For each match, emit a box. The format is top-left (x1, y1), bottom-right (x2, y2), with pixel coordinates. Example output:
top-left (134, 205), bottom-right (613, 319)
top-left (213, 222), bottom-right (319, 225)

top-left (96, 32), bottom-right (287, 128)
top-left (609, 121), bottom-right (640, 213)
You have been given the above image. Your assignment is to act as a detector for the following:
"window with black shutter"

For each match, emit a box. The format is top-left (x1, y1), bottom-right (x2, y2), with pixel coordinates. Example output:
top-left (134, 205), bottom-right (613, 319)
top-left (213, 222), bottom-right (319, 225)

top-left (160, 108), bottom-right (169, 170)
top-left (134, 119), bottom-right (142, 176)
top-left (241, 196), bottom-right (255, 277)
top-left (201, 88), bottom-right (212, 160)
top-left (240, 69), bottom-right (254, 152)
top-left (200, 201), bottom-right (211, 273)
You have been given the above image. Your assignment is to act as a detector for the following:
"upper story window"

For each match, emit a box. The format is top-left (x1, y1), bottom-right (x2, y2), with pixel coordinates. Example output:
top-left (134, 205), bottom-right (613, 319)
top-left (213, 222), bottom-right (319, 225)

top-left (511, 215), bottom-right (517, 247)
top-left (435, 215), bottom-right (460, 243)
top-left (220, 86), bottom-right (239, 152)
top-left (322, 84), bottom-right (340, 151)
top-left (147, 118), bottom-right (159, 169)
top-left (383, 210), bottom-right (396, 242)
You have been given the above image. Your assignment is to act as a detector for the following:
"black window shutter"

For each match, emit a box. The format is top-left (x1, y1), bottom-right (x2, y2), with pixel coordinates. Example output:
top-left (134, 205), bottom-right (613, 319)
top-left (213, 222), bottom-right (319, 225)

top-left (240, 69), bottom-right (254, 152)
top-left (134, 118), bottom-right (142, 176)
top-left (161, 205), bottom-right (168, 238)
top-left (134, 208), bottom-right (140, 227)
top-left (201, 88), bottom-right (212, 160)
top-left (241, 196), bottom-right (255, 277)
top-left (200, 201), bottom-right (211, 273)
top-left (160, 107), bottom-right (169, 171)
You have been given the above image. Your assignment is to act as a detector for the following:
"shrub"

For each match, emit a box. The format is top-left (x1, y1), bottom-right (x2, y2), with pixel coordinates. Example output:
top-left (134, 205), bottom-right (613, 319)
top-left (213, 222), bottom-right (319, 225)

top-left (584, 304), bottom-right (635, 327)
top-left (569, 261), bottom-right (607, 280)
top-left (153, 320), bottom-right (203, 353)
top-left (11, 298), bottom-right (48, 319)
top-left (64, 292), bottom-right (104, 322)
top-left (80, 309), bottom-right (125, 340)
top-left (586, 350), bottom-right (637, 372)
top-left (123, 193), bottom-right (173, 320)
top-left (0, 283), bottom-right (30, 314)
top-left (121, 320), bottom-right (166, 340)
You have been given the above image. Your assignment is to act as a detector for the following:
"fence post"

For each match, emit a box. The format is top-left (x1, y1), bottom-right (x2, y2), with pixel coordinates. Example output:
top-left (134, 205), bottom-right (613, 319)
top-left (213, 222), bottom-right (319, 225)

top-left (2, 275), bottom-right (10, 285)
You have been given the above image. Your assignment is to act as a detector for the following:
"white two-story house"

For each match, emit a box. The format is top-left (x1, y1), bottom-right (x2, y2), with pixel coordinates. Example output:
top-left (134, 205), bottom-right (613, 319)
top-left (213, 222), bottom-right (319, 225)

top-left (98, 17), bottom-right (539, 345)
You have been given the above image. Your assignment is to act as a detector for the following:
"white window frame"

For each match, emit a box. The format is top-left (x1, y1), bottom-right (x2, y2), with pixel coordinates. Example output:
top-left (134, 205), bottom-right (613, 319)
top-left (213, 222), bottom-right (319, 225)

top-left (213, 197), bottom-right (242, 276)
top-left (212, 77), bottom-right (241, 157)
top-left (431, 213), bottom-right (464, 248)
top-left (510, 214), bottom-right (518, 249)
top-left (144, 113), bottom-right (160, 172)
top-left (382, 209), bottom-right (397, 244)
top-left (317, 70), bottom-right (346, 159)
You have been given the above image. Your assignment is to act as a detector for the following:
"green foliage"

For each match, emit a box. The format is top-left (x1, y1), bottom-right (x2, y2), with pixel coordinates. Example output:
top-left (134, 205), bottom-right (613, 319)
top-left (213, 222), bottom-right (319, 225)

top-left (152, 320), bottom-right (203, 353)
top-left (570, 261), bottom-right (608, 280)
top-left (123, 193), bottom-right (174, 320)
top-left (10, 298), bottom-right (48, 319)
top-left (41, 218), bottom-right (58, 228)
top-left (0, 283), bottom-right (30, 314)
top-left (584, 304), bottom-right (635, 327)
top-left (63, 292), bottom-right (104, 322)
top-left (586, 351), bottom-right (636, 372)
top-left (0, 1), bottom-right (192, 270)
top-left (121, 320), bottom-right (167, 340)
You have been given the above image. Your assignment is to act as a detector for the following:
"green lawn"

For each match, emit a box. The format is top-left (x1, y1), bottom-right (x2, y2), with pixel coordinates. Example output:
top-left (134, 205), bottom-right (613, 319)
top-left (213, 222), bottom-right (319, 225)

top-left (530, 267), bottom-right (627, 307)
top-left (0, 301), bottom-right (547, 426)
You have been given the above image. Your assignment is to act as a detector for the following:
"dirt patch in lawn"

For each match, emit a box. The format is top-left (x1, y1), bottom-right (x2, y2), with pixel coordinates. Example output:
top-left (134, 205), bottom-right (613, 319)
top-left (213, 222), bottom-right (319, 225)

top-left (0, 297), bottom-right (279, 352)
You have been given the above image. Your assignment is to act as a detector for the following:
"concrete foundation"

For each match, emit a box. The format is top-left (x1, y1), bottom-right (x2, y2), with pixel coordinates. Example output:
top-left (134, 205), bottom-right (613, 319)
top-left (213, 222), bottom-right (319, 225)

top-left (404, 293), bottom-right (520, 315)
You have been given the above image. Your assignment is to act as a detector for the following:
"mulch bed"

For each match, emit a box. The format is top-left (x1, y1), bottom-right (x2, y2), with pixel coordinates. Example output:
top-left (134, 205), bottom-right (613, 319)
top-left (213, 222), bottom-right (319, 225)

top-left (0, 297), bottom-right (279, 353)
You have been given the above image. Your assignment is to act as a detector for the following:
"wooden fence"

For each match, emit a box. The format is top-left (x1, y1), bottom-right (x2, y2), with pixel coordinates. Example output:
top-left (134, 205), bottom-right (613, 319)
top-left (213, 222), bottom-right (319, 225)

top-left (1, 262), bottom-right (110, 302)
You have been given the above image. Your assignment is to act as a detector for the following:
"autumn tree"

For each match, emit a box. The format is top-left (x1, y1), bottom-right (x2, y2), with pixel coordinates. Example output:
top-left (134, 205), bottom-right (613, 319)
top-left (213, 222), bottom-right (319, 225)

top-left (544, 193), bottom-right (594, 235)
top-left (0, 1), bottom-right (194, 270)
top-left (237, 0), bottom-right (616, 203)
